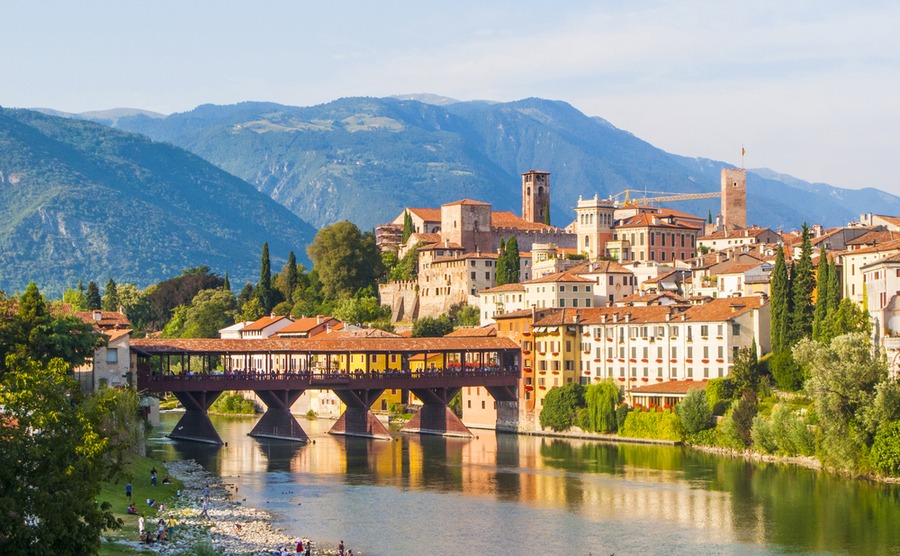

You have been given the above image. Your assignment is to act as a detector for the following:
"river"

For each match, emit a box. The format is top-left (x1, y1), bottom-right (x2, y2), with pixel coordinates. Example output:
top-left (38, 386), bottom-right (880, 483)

top-left (147, 412), bottom-right (900, 555)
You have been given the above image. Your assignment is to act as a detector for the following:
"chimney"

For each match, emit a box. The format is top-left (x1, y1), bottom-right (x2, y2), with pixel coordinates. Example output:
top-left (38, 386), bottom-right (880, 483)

top-left (625, 313), bottom-right (631, 323)
top-left (665, 311), bottom-right (671, 322)
top-left (613, 312), bottom-right (619, 323)
top-left (92, 310), bottom-right (102, 321)
top-left (317, 315), bottom-right (325, 325)
top-left (601, 314), bottom-right (607, 323)
top-left (680, 314), bottom-right (686, 321)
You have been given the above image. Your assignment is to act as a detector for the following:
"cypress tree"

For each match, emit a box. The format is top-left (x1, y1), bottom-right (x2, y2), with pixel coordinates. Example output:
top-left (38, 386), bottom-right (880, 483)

top-left (85, 280), bottom-right (102, 310)
top-left (708, 210), bottom-right (713, 225)
top-left (790, 223), bottom-right (815, 344)
top-left (827, 255), bottom-right (841, 314)
top-left (257, 242), bottom-right (272, 312)
top-left (402, 211), bottom-right (414, 243)
top-left (495, 238), bottom-right (508, 286)
top-left (812, 246), bottom-right (828, 341)
top-left (505, 236), bottom-right (520, 283)
top-left (101, 279), bottom-right (120, 312)
top-left (223, 272), bottom-right (231, 292)
top-left (770, 247), bottom-right (791, 353)
top-left (286, 251), bottom-right (298, 301)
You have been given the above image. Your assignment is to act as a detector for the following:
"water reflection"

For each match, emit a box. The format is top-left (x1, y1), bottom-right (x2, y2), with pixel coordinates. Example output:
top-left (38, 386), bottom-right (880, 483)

top-left (149, 412), bottom-right (900, 555)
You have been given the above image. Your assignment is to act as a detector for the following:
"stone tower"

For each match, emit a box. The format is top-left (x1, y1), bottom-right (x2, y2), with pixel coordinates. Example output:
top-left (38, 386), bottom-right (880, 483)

top-left (574, 194), bottom-right (616, 260)
top-left (721, 168), bottom-right (747, 230)
top-left (522, 170), bottom-right (551, 225)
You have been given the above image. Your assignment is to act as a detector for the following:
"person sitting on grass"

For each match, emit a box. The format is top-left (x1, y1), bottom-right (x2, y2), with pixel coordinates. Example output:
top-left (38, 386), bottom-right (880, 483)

top-left (126, 503), bottom-right (138, 515)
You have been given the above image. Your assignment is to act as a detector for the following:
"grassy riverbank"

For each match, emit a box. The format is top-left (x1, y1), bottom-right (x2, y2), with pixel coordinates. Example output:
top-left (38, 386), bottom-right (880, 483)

top-left (97, 455), bottom-right (184, 555)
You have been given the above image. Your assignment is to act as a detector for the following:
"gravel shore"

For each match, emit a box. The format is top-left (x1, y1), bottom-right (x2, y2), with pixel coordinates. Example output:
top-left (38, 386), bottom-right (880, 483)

top-left (112, 459), bottom-right (351, 555)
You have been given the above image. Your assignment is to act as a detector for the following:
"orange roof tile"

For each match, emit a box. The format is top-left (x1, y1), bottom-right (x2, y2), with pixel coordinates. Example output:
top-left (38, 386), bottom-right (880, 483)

top-left (444, 325), bottom-right (496, 337)
top-left (479, 283), bottom-right (526, 294)
top-left (243, 315), bottom-right (292, 332)
top-left (491, 211), bottom-right (554, 231)
top-left (629, 379), bottom-right (708, 395)
top-left (442, 199), bottom-right (491, 207)
top-left (524, 271), bottom-right (592, 284)
top-left (277, 316), bottom-right (341, 335)
top-left (75, 311), bottom-right (131, 329)
top-left (406, 207), bottom-right (442, 221)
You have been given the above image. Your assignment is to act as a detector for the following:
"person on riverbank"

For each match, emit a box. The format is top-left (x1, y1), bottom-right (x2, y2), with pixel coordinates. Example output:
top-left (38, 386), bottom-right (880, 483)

top-left (125, 482), bottom-right (132, 500)
top-left (200, 498), bottom-right (210, 519)
top-left (167, 515), bottom-right (176, 539)
top-left (151, 468), bottom-right (157, 486)
top-left (338, 539), bottom-right (344, 555)
top-left (126, 503), bottom-right (138, 515)
top-left (295, 538), bottom-right (303, 553)
top-left (138, 515), bottom-right (145, 538)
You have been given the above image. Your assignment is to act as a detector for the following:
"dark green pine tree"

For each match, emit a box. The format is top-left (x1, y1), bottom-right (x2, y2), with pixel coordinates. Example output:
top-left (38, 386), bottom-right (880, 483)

top-left (770, 247), bottom-right (791, 353)
top-left (101, 279), bottom-right (120, 312)
top-left (495, 238), bottom-right (508, 286)
top-left (826, 255), bottom-right (841, 314)
top-left (257, 242), bottom-right (273, 312)
top-left (708, 210), bottom-right (713, 225)
top-left (286, 251), bottom-right (298, 300)
top-left (223, 272), bottom-right (231, 292)
top-left (790, 223), bottom-right (815, 345)
top-left (401, 211), bottom-right (414, 244)
top-left (505, 236), bottom-right (521, 283)
top-left (812, 246), bottom-right (829, 341)
top-left (85, 280), bottom-right (102, 310)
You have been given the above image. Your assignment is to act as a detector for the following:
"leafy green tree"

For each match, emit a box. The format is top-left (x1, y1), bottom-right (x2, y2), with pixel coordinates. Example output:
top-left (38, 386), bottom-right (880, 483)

top-left (583, 381), bottom-right (621, 433)
top-left (411, 315), bottom-right (454, 337)
top-left (813, 246), bottom-right (829, 341)
top-left (821, 298), bottom-right (870, 342)
top-left (85, 280), bottom-right (102, 310)
top-left (769, 404), bottom-right (815, 456)
top-left (333, 289), bottom-right (391, 324)
top-left (307, 221), bottom-right (383, 300)
top-left (870, 421), bottom-right (900, 476)
top-left (730, 344), bottom-right (760, 395)
top-left (180, 288), bottom-right (239, 338)
top-left (795, 332), bottom-right (887, 470)
top-left (101, 278), bottom-right (120, 312)
top-left (676, 389), bottom-right (713, 435)
top-left (401, 210), bottom-right (414, 243)
top-left (283, 251), bottom-right (298, 301)
top-left (495, 239), bottom-right (508, 286)
top-left (0, 356), bottom-right (119, 555)
top-left (539, 382), bottom-right (585, 431)
top-left (62, 282), bottom-right (88, 311)
top-left (115, 283), bottom-right (151, 334)
top-left (389, 243), bottom-right (421, 282)
top-left (145, 268), bottom-right (224, 331)
top-left (790, 223), bottom-right (815, 344)
top-left (160, 305), bottom-right (188, 338)
top-left (241, 297), bottom-right (266, 322)
top-left (448, 304), bottom-right (480, 327)
top-left (256, 242), bottom-right (274, 312)
top-left (82, 387), bottom-right (145, 477)
top-left (705, 377), bottom-right (734, 415)
top-left (721, 391), bottom-right (758, 448)
top-left (237, 282), bottom-right (255, 308)
top-left (826, 255), bottom-right (841, 315)
top-left (770, 247), bottom-right (791, 353)
top-left (504, 236), bottom-right (520, 284)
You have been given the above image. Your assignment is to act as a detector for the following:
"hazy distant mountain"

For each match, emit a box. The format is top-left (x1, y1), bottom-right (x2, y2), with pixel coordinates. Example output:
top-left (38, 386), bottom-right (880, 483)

top-left (0, 108), bottom-right (316, 296)
top-left (32, 107), bottom-right (167, 127)
top-left (99, 96), bottom-right (900, 231)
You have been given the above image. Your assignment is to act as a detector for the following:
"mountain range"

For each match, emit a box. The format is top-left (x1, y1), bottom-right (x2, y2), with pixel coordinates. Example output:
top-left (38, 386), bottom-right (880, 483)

top-left (0, 108), bottom-right (316, 296)
top-left (88, 96), bottom-right (900, 231)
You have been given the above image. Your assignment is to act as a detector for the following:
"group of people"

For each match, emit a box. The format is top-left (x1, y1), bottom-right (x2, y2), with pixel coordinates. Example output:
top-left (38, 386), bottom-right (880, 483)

top-left (273, 538), bottom-right (352, 556)
top-left (137, 515), bottom-right (175, 544)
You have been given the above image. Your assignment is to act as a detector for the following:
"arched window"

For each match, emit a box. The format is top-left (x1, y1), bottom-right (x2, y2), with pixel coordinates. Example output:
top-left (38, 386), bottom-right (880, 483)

top-left (584, 236), bottom-right (590, 248)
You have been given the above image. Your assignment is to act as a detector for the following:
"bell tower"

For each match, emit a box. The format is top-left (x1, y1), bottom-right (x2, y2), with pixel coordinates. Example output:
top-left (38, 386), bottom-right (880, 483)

top-left (522, 170), bottom-right (551, 225)
top-left (721, 168), bottom-right (747, 230)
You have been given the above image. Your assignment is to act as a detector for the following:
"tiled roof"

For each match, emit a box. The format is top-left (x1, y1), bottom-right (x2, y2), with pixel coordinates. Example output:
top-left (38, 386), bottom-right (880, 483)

top-left (629, 379), bottom-right (708, 395)
top-left (843, 238), bottom-right (900, 256)
top-left (75, 311), bottom-right (131, 330)
top-left (479, 283), bottom-right (526, 294)
top-left (532, 296), bottom-right (764, 327)
top-left (444, 325), bottom-right (496, 337)
top-left (861, 252), bottom-right (900, 269)
top-left (131, 336), bottom-right (520, 355)
top-left (105, 328), bottom-right (133, 342)
top-left (276, 316), bottom-right (341, 335)
top-left (491, 211), bottom-right (553, 231)
top-left (494, 308), bottom-right (540, 320)
top-left (616, 292), bottom-right (687, 305)
top-left (718, 262), bottom-right (766, 275)
top-left (410, 233), bottom-right (442, 244)
top-left (442, 199), bottom-right (491, 207)
top-left (420, 241), bottom-right (464, 251)
top-left (568, 260), bottom-right (632, 275)
top-left (699, 227), bottom-right (775, 241)
top-left (846, 230), bottom-right (898, 246)
top-left (524, 270), bottom-right (592, 284)
top-left (406, 207), bottom-right (442, 221)
top-left (616, 213), bottom-right (701, 230)
top-left (325, 328), bottom-right (400, 338)
top-left (243, 315), bottom-right (292, 332)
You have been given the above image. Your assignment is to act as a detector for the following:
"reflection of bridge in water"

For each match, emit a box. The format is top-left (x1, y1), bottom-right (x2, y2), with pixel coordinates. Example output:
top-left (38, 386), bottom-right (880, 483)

top-left (132, 336), bottom-right (520, 445)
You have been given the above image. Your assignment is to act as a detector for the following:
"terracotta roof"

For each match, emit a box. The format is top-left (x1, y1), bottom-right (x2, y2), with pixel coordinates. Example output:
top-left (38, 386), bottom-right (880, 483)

top-left (444, 325), bottom-right (496, 337)
top-left (524, 271), bottom-right (592, 284)
top-left (718, 262), bottom-right (767, 275)
top-left (131, 336), bottom-right (520, 355)
top-left (325, 328), bottom-right (400, 338)
top-left (568, 260), bottom-right (632, 275)
top-left (105, 328), bottom-right (133, 342)
top-left (629, 379), bottom-right (708, 395)
top-left (479, 283), bottom-right (526, 294)
top-left (406, 207), bottom-right (442, 221)
top-left (75, 311), bottom-right (131, 330)
top-left (616, 213), bottom-right (701, 230)
top-left (410, 233), bottom-right (442, 244)
top-left (699, 227), bottom-right (776, 241)
top-left (494, 308), bottom-right (540, 320)
top-left (861, 252), bottom-right (900, 269)
top-left (243, 315), bottom-right (292, 332)
top-left (846, 230), bottom-right (898, 246)
top-left (532, 296), bottom-right (765, 327)
top-left (616, 292), bottom-right (687, 305)
top-left (874, 215), bottom-right (900, 227)
top-left (491, 211), bottom-right (553, 231)
top-left (843, 238), bottom-right (900, 256)
top-left (277, 316), bottom-right (341, 335)
top-left (420, 242), bottom-right (465, 251)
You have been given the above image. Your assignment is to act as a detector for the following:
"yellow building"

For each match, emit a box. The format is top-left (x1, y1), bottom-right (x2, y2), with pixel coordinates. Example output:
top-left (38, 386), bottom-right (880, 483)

top-left (531, 308), bottom-right (584, 422)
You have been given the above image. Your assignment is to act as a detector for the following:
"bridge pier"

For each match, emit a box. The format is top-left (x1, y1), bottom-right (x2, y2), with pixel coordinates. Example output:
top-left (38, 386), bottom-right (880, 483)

top-left (250, 390), bottom-right (309, 442)
top-left (403, 387), bottom-right (474, 438)
top-left (170, 391), bottom-right (225, 445)
top-left (330, 389), bottom-right (391, 440)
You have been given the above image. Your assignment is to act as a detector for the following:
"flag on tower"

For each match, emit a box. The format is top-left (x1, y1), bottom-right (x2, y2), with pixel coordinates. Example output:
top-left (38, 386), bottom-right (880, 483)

top-left (742, 147), bottom-right (746, 157)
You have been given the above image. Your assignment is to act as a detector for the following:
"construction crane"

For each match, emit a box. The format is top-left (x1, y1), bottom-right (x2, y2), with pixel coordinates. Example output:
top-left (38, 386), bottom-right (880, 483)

top-left (609, 189), bottom-right (721, 207)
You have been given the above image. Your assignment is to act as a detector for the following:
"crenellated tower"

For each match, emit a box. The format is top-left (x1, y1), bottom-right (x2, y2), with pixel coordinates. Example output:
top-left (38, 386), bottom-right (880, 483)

top-left (522, 170), bottom-right (551, 225)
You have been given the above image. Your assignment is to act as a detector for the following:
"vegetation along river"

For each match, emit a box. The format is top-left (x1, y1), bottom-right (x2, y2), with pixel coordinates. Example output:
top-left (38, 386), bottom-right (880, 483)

top-left (148, 412), bottom-right (900, 555)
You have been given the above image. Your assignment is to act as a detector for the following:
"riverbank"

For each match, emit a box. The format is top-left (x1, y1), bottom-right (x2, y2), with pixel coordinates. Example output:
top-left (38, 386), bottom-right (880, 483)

top-left (109, 459), bottom-right (351, 555)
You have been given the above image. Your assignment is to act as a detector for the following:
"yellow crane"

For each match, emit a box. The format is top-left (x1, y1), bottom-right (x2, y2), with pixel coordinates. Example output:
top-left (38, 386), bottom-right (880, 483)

top-left (609, 189), bottom-right (721, 206)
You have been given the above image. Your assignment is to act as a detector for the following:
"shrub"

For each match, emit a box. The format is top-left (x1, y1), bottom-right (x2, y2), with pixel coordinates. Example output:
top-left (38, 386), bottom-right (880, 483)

top-left (620, 409), bottom-right (682, 441)
top-left (539, 383), bottom-right (586, 432)
top-left (687, 427), bottom-right (720, 447)
top-left (210, 392), bottom-right (257, 415)
top-left (769, 351), bottom-right (804, 391)
top-left (676, 390), bottom-right (713, 434)
top-left (770, 404), bottom-right (815, 456)
top-left (616, 404), bottom-right (632, 431)
top-left (706, 377), bottom-right (734, 416)
top-left (582, 381), bottom-right (621, 433)
top-left (751, 414), bottom-right (778, 454)
top-left (870, 421), bottom-right (900, 476)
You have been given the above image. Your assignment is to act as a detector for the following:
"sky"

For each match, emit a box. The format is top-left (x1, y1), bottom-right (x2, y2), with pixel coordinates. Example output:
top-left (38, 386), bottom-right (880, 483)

top-left (2, 1), bottom-right (899, 194)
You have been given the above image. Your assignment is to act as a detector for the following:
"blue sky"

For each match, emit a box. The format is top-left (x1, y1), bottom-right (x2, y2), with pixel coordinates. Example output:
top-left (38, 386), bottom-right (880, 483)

top-left (2, 1), bottom-right (898, 194)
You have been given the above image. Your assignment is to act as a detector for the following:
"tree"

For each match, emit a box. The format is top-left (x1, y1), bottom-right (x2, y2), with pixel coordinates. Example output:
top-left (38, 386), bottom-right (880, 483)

top-left (411, 315), bottom-right (453, 337)
top-left (708, 209), bottom-right (713, 225)
top-left (813, 246), bottom-right (829, 341)
top-left (790, 223), bottom-right (815, 344)
top-left (676, 389), bottom-right (713, 435)
top-left (821, 298), bottom-right (870, 342)
top-left (505, 236), bottom-right (520, 284)
top-left (180, 288), bottom-right (239, 338)
top-left (116, 283), bottom-right (151, 334)
top-left (722, 391), bottom-right (757, 448)
top-left (307, 221), bottom-right (383, 300)
top-left (241, 297), bottom-right (266, 322)
top-left (729, 344), bottom-right (760, 395)
top-left (770, 247), bottom-right (791, 353)
top-left (85, 280), bottom-right (102, 310)
top-left (826, 255), bottom-right (841, 315)
top-left (62, 283), bottom-right (88, 311)
top-left (223, 272), bottom-right (231, 292)
top-left (257, 242), bottom-right (273, 312)
top-left (582, 381), bottom-right (621, 433)
top-left (401, 211), bottom-right (414, 243)
top-left (495, 239), bottom-right (509, 287)
top-left (389, 243), bottom-right (421, 282)
top-left (0, 357), bottom-right (119, 554)
top-left (284, 251), bottom-right (298, 301)
top-left (539, 382), bottom-right (585, 431)
top-left (795, 332), bottom-right (887, 470)
top-left (101, 279), bottom-right (120, 312)
top-left (332, 288), bottom-right (391, 324)
top-left (145, 268), bottom-right (224, 331)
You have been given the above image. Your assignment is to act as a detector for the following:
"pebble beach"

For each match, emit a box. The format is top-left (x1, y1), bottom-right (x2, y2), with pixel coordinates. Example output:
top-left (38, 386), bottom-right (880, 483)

top-left (112, 459), bottom-right (353, 555)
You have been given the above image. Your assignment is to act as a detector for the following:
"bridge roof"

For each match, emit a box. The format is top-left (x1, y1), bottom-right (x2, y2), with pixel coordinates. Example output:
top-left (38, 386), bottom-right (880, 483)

top-left (131, 336), bottom-right (520, 356)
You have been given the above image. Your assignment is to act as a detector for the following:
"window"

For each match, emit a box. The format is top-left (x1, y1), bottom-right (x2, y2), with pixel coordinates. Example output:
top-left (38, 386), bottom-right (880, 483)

top-left (471, 272), bottom-right (476, 279)
top-left (485, 272), bottom-right (490, 280)
top-left (560, 285), bottom-right (566, 292)
top-left (106, 349), bottom-right (118, 364)
top-left (700, 325), bottom-right (709, 337)
top-left (573, 285), bottom-right (579, 292)
top-left (732, 323), bottom-right (741, 336)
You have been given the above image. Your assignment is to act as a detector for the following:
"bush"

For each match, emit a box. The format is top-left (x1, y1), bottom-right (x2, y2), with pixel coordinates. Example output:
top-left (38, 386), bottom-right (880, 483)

top-left (616, 404), bottom-right (632, 431)
top-left (620, 408), bottom-right (682, 441)
top-left (751, 414), bottom-right (778, 454)
top-left (539, 383), bottom-right (586, 432)
top-left (770, 351), bottom-right (804, 391)
top-left (770, 404), bottom-right (815, 456)
top-left (676, 390), bottom-right (713, 434)
top-left (210, 392), bottom-right (257, 415)
top-left (687, 427), bottom-right (720, 447)
top-left (582, 381), bottom-right (621, 433)
top-left (706, 377), bottom-right (734, 416)
top-left (870, 421), bottom-right (900, 476)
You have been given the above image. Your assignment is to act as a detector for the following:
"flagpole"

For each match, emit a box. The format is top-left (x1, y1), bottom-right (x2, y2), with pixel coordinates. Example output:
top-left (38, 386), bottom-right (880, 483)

top-left (741, 145), bottom-right (745, 169)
